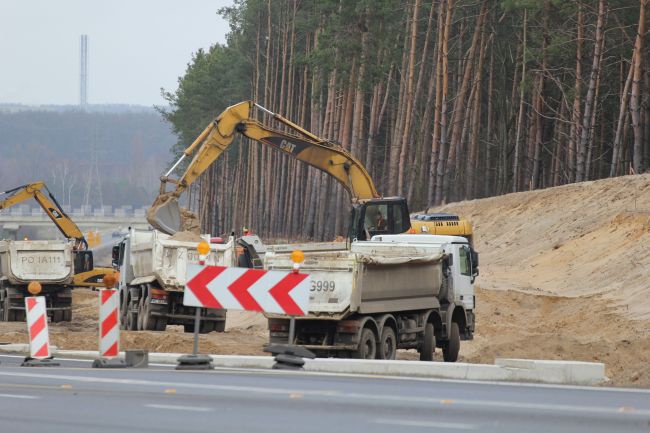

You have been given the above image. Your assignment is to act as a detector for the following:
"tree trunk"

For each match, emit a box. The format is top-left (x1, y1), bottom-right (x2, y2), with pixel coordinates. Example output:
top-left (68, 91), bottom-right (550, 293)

top-left (576, 0), bottom-right (606, 182)
top-left (630, 0), bottom-right (647, 174)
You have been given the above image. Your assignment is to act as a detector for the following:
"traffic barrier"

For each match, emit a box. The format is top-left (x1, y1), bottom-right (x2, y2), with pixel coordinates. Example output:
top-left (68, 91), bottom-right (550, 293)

top-left (92, 288), bottom-right (126, 368)
top-left (182, 247), bottom-right (313, 370)
top-left (21, 294), bottom-right (58, 367)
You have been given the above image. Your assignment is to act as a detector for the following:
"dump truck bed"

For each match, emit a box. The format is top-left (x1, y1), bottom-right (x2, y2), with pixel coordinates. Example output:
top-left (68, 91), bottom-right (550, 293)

top-left (0, 240), bottom-right (74, 285)
top-left (264, 240), bottom-right (444, 318)
top-left (128, 230), bottom-right (235, 291)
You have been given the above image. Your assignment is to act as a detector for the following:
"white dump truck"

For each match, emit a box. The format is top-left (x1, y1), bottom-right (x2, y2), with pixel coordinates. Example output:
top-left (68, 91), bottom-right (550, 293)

top-left (112, 228), bottom-right (237, 332)
top-left (265, 234), bottom-right (478, 362)
top-left (0, 240), bottom-right (76, 322)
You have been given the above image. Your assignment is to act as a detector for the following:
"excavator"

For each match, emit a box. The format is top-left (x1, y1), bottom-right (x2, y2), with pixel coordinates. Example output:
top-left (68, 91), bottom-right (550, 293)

top-left (0, 181), bottom-right (114, 288)
top-left (148, 100), bottom-right (472, 245)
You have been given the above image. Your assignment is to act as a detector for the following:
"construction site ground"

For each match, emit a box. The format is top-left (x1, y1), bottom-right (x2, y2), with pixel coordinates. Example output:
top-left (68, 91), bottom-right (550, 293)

top-left (1, 174), bottom-right (649, 387)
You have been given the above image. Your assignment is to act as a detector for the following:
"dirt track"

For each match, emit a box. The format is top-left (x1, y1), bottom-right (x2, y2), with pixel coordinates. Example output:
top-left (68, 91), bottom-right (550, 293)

top-left (2, 174), bottom-right (649, 386)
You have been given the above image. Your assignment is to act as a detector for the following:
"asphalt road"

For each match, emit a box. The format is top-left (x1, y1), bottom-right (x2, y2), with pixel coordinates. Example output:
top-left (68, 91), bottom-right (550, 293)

top-left (0, 354), bottom-right (649, 433)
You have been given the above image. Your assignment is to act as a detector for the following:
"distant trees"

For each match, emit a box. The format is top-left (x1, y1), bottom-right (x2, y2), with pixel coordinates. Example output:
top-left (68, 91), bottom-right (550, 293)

top-left (163, 0), bottom-right (650, 240)
top-left (0, 110), bottom-right (174, 208)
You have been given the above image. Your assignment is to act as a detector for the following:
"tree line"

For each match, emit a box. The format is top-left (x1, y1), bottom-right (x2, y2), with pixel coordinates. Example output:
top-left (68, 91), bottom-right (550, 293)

top-left (0, 110), bottom-right (174, 208)
top-left (162, 0), bottom-right (649, 240)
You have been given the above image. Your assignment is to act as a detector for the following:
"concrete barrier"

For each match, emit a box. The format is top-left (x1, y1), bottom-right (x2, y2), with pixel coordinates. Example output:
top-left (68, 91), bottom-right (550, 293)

top-left (0, 345), bottom-right (606, 385)
top-left (495, 358), bottom-right (607, 386)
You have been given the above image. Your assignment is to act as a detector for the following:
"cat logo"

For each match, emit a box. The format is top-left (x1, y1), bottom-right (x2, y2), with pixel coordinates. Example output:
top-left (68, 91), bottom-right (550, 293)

top-left (49, 208), bottom-right (63, 219)
top-left (279, 139), bottom-right (296, 154)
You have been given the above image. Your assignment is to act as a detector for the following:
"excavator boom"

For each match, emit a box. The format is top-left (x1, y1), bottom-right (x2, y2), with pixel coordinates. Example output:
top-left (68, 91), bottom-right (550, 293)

top-left (150, 101), bottom-right (379, 234)
top-left (0, 181), bottom-right (85, 246)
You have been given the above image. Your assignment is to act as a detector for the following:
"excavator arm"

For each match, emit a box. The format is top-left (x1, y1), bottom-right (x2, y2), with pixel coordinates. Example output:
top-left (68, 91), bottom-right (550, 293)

top-left (150, 101), bottom-right (379, 234)
top-left (0, 181), bottom-right (86, 248)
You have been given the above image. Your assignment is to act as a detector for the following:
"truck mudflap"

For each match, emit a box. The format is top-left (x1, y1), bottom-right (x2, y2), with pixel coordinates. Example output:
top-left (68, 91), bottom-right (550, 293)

top-left (296, 344), bottom-right (357, 351)
top-left (150, 311), bottom-right (226, 323)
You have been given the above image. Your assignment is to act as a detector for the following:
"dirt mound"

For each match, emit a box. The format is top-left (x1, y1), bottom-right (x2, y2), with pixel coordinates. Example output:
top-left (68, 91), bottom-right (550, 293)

top-left (435, 174), bottom-right (650, 318)
top-left (170, 230), bottom-right (204, 242)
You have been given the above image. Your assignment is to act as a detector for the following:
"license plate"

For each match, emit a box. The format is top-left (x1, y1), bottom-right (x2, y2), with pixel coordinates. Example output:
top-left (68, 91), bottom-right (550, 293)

top-left (150, 299), bottom-right (167, 305)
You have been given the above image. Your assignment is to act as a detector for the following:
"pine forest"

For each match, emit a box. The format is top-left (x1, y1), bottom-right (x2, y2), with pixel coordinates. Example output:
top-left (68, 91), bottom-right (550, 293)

top-left (162, 0), bottom-right (650, 240)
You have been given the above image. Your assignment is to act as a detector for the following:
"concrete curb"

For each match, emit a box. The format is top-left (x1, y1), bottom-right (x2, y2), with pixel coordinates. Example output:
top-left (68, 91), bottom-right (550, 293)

top-left (0, 345), bottom-right (606, 385)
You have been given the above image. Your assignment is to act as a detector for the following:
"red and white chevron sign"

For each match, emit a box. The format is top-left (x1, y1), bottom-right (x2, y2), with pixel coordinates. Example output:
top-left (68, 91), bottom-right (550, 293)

top-left (184, 265), bottom-right (310, 316)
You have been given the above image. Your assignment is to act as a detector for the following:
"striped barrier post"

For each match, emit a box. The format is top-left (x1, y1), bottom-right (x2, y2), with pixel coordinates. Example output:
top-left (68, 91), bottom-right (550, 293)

top-left (93, 274), bottom-right (126, 368)
top-left (22, 282), bottom-right (59, 367)
top-left (99, 289), bottom-right (120, 358)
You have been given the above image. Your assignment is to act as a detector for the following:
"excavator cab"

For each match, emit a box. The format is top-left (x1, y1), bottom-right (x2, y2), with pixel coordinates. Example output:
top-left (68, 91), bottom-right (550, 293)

top-left (350, 198), bottom-right (411, 241)
top-left (74, 250), bottom-right (94, 273)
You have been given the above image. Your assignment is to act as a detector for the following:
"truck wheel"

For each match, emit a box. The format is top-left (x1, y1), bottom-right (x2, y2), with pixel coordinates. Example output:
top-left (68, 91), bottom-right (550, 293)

top-left (136, 296), bottom-right (145, 330)
top-left (119, 290), bottom-right (127, 330)
top-left (140, 299), bottom-right (158, 331)
top-left (63, 310), bottom-right (72, 322)
top-left (1, 289), bottom-right (9, 322)
top-left (419, 323), bottom-right (436, 361)
top-left (125, 293), bottom-right (138, 331)
top-left (213, 320), bottom-right (226, 333)
top-left (442, 322), bottom-right (460, 362)
top-left (183, 323), bottom-right (194, 333)
top-left (378, 327), bottom-right (397, 360)
top-left (52, 310), bottom-right (64, 323)
top-left (2, 287), bottom-right (21, 322)
top-left (154, 316), bottom-right (167, 331)
top-left (199, 321), bottom-right (215, 334)
top-left (352, 328), bottom-right (377, 359)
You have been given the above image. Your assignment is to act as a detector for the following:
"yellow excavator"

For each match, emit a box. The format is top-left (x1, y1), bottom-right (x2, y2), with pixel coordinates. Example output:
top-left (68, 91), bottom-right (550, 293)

top-left (148, 100), bottom-right (472, 243)
top-left (0, 181), bottom-right (114, 287)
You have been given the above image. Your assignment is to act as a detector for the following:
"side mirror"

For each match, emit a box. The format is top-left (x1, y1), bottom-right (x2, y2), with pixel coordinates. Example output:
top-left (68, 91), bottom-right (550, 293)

top-left (470, 250), bottom-right (479, 276)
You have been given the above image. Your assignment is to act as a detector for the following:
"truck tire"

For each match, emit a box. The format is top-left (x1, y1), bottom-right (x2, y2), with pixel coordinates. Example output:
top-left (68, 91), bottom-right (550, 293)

top-left (140, 298), bottom-right (160, 331)
top-left (378, 327), bottom-right (397, 360)
top-left (199, 321), bottom-right (215, 334)
top-left (213, 320), bottom-right (226, 333)
top-left (1, 288), bottom-right (9, 322)
top-left (442, 322), bottom-right (460, 362)
top-left (419, 323), bottom-right (436, 361)
top-left (63, 310), bottom-right (72, 322)
top-left (352, 328), bottom-right (377, 360)
top-left (119, 290), bottom-right (127, 330)
top-left (125, 293), bottom-right (138, 331)
top-left (52, 310), bottom-right (64, 323)
top-left (2, 287), bottom-right (22, 322)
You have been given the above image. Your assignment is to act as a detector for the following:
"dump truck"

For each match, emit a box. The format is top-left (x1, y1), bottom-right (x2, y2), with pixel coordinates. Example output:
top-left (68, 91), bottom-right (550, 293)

top-left (0, 239), bottom-right (75, 322)
top-left (112, 228), bottom-right (240, 332)
top-left (264, 234), bottom-right (477, 361)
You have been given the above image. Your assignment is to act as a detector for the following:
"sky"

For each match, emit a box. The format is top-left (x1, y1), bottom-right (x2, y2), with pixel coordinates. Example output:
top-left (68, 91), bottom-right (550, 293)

top-left (0, 0), bottom-right (234, 107)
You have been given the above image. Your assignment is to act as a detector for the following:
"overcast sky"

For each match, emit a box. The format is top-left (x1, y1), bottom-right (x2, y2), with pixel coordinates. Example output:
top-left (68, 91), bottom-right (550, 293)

top-left (0, 0), bottom-right (233, 106)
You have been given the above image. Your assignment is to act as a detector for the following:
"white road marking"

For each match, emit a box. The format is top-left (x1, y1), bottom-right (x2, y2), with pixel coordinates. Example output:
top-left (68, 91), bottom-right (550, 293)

top-left (0, 370), bottom-right (648, 418)
top-left (374, 418), bottom-right (477, 430)
top-left (145, 403), bottom-right (212, 412)
top-left (0, 393), bottom-right (39, 399)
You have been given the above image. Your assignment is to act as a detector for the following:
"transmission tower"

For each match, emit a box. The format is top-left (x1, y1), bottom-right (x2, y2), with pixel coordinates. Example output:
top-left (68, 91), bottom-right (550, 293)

top-left (84, 137), bottom-right (104, 209)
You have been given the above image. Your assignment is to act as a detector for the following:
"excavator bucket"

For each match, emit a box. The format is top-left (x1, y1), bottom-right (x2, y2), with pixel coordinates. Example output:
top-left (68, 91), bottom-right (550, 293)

top-left (147, 194), bottom-right (182, 234)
